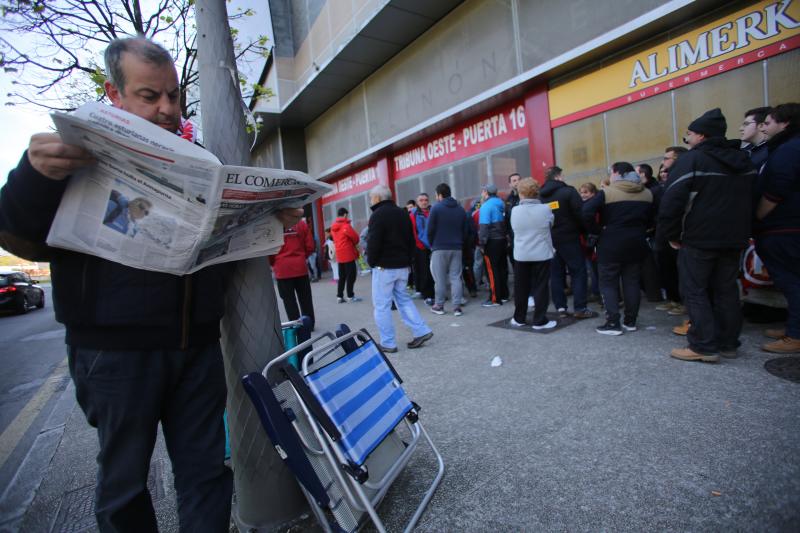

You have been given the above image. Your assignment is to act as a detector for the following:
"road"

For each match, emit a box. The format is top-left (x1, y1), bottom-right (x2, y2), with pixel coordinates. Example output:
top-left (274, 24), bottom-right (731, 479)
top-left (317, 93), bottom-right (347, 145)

top-left (0, 285), bottom-right (72, 514)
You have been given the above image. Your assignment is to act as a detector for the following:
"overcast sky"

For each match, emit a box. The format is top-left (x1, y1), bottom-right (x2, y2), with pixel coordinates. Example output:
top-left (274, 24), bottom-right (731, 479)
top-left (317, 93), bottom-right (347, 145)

top-left (0, 0), bottom-right (271, 188)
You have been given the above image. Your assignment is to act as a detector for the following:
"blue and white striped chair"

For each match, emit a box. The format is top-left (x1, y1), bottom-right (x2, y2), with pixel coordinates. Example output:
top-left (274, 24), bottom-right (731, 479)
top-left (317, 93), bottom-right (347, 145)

top-left (244, 326), bottom-right (444, 533)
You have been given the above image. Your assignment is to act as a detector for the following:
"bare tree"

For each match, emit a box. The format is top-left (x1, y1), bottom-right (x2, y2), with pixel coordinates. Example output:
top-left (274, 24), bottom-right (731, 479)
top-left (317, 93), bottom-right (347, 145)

top-left (0, 0), bottom-right (271, 118)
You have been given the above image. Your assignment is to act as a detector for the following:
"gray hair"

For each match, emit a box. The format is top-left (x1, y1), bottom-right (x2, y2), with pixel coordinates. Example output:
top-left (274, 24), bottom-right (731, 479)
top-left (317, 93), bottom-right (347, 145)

top-left (369, 185), bottom-right (393, 202)
top-left (104, 37), bottom-right (174, 93)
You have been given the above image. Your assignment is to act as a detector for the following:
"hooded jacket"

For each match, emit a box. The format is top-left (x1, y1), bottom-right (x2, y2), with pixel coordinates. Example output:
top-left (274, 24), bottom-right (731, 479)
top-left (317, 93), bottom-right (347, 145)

top-left (427, 196), bottom-right (469, 251)
top-left (657, 137), bottom-right (755, 249)
top-left (538, 179), bottom-right (585, 244)
top-left (754, 129), bottom-right (800, 234)
top-left (330, 216), bottom-right (360, 263)
top-left (583, 180), bottom-right (653, 264)
top-left (269, 219), bottom-right (314, 279)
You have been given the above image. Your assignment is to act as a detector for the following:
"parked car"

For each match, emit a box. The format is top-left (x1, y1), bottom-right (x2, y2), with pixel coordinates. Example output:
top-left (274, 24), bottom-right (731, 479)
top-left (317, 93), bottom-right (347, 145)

top-left (0, 270), bottom-right (45, 314)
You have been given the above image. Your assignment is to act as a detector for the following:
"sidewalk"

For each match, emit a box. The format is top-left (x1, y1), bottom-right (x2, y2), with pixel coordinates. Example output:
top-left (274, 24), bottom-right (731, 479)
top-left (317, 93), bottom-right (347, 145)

top-left (19, 270), bottom-right (800, 531)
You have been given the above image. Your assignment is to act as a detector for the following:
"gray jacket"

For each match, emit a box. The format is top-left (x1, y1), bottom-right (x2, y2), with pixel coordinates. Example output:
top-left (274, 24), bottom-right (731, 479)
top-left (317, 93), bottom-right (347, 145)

top-left (510, 199), bottom-right (554, 262)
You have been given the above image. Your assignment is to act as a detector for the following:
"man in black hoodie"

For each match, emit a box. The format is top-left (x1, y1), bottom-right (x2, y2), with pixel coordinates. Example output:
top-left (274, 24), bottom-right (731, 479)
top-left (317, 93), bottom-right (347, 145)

top-left (658, 108), bottom-right (756, 363)
top-left (539, 166), bottom-right (597, 319)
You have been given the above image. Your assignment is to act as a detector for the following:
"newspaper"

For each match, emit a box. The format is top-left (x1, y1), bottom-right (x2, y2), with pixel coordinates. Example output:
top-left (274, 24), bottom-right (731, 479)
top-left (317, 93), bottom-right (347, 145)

top-left (46, 102), bottom-right (331, 275)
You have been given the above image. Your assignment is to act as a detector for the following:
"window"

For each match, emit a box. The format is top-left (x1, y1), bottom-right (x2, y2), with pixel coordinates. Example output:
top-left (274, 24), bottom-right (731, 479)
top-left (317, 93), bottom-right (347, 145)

top-left (553, 114), bottom-right (607, 186)
top-left (674, 61), bottom-right (764, 139)
top-left (605, 93), bottom-right (673, 166)
top-left (489, 142), bottom-right (530, 188)
top-left (452, 155), bottom-right (487, 206)
top-left (767, 49), bottom-right (800, 105)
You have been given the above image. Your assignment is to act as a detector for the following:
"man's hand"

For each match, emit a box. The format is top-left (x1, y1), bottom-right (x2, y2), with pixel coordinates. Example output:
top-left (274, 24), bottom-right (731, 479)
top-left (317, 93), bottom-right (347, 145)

top-left (276, 207), bottom-right (304, 229)
top-left (28, 133), bottom-right (94, 181)
top-left (669, 241), bottom-right (682, 250)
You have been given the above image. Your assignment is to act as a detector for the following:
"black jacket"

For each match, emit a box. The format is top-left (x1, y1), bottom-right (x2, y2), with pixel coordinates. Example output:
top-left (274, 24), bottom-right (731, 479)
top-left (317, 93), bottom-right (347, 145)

top-left (754, 129), bottom-right (800, 234)
top-left (367, 199), bottom-right (415, 269)
top-left (0, 152), bottom-right (230, 350)
top-left (583, 180), bottom-right (653, 264)
top-left (504, 189), bottom-right (520, 243)
top-left (657, 137), bottom-right (755, 249)
top-left (539, 180), bottom-right (585, 244)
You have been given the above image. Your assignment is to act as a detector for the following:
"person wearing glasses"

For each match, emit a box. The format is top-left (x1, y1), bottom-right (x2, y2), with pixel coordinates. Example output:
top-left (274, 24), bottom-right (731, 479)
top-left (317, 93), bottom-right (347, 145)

top-left (739, 106), bottom-right (772, 170)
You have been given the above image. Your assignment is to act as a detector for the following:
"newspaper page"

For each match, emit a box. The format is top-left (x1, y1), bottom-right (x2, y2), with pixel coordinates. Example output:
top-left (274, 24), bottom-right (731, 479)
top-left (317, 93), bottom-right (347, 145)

top-left (46, 102), bottom-right (331, 275)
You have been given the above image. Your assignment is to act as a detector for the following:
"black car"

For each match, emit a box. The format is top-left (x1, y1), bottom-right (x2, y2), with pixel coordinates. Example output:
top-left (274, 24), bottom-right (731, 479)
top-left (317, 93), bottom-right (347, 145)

top-left (0, 270), bottom-right (45, 314)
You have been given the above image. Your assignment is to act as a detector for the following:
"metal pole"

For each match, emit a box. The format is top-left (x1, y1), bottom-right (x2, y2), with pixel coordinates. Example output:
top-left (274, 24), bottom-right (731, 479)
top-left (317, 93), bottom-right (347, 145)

top-left (194, 0), bottom-right (307, 529)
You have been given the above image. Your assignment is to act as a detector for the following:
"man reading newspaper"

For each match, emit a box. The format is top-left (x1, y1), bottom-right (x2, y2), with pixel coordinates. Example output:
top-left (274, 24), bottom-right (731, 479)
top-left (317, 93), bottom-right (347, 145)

top-left (0, 37), bottom-right (303, 532)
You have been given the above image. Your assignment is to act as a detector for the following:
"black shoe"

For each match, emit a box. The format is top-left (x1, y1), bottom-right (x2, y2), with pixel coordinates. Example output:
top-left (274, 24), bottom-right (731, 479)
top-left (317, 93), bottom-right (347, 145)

top-left (596, 321), bottom-right (623, 335)
top-left (407, 331), bottom-right (433, 349)
top-left (622, 319), bottom-right (637, 332)
top-left (378, 344), bottom-right (398, 353)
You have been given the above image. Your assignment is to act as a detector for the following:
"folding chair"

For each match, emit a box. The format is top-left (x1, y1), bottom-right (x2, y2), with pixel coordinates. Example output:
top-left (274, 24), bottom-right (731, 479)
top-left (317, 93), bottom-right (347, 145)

top-left (242, 325), bottom-right (444, 533)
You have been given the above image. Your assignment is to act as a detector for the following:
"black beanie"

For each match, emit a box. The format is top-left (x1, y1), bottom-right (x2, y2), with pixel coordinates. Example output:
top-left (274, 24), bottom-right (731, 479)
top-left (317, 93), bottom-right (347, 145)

top-left (688, 108), bottom-right (727, 138)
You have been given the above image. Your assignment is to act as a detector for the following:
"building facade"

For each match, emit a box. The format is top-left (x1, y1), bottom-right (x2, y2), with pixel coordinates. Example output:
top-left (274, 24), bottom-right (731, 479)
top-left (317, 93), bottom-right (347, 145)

top-left (253, 0), bottom-right (800, 237)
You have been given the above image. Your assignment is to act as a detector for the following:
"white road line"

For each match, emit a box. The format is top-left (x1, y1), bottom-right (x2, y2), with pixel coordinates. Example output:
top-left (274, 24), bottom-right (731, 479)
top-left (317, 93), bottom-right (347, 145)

top-left (0, 358), bottom-right (69, 470)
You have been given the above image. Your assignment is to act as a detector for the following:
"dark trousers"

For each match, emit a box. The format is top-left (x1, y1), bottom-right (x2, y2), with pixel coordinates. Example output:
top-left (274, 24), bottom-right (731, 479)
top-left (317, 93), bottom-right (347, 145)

top-left (413, 247), bottom-right (434, 299)
top-left (483, 238), bottom-right (509, 303)
top-left (599, 261), bottom-right (641, 324)
top-left (463, 244), bottom-right (478, 294)
top-left (640, 250), bottom-right (662, 301)
top-left (513, 260), bottom-right (551, 325)
top-left (277, 275), bottom-right (315, 329)
top-left (550, 239), bottom-right (588, 311)
top-left (678, 246), bottom-right (743, 354)
top-left (336, 260), bottom-right (357, 298)
top-left (755, 233), bottom-right (800, 339)
top-left (68, 343), bottom-right (232, 533)
top-left (656, 246), bottom-right (681, 302)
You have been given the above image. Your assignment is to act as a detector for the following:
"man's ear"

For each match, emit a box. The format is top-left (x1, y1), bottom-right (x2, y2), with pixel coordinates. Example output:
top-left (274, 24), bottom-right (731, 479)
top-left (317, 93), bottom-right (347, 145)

top-left (105, 80), bottom-right (123, 108)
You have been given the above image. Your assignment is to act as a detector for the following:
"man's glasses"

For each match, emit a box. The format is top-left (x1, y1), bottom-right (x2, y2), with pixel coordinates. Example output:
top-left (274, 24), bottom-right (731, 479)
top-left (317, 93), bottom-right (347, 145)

top-left (741, 120), bottom-right (756, 127)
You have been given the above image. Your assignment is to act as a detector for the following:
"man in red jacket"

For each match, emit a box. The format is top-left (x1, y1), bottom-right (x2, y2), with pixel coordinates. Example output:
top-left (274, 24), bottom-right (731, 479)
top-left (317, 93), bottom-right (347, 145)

top-left (331, 207), bottom-right (362, 303)
top-left (270, 218), bottom-right (316, 329)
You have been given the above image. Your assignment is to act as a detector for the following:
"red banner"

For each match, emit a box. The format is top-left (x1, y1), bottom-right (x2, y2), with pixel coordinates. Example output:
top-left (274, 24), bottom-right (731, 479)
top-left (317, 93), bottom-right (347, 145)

top-left (393, 101), bottom-right (528, 179)
top-left (320, 158), bottom-right (389, 204)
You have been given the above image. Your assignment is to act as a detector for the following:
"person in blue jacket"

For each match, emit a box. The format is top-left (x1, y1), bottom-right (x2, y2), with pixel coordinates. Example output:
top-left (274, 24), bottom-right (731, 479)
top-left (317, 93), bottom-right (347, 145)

top-left (478, 183), bottom-right (509, 306)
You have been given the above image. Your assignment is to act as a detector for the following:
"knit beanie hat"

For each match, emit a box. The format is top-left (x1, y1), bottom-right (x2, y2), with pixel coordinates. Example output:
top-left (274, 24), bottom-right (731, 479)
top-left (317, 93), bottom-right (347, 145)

top-left (688, 108), bottom-right (727, 138)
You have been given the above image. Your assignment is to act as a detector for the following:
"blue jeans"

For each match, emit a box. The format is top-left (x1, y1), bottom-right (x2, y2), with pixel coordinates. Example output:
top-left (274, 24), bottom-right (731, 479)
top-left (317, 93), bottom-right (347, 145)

top-left (756, 233), bottom-right (800, 339)
top-left (550, 239), bottom-right (588, 311)
top-left (372, 267), bottom-right (432, 349)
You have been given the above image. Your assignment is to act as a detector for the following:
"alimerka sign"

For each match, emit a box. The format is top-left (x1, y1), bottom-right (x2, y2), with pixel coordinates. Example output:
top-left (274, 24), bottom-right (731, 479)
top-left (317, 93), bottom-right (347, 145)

top-left (549, 0), bottom-right (800, 126)
top-left (393, 101), bottom-right (528, 180)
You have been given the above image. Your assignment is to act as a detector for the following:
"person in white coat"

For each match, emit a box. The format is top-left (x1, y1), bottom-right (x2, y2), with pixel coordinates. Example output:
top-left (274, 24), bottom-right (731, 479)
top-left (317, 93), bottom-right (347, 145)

top-left (509, 178), bottom-right (556, 329)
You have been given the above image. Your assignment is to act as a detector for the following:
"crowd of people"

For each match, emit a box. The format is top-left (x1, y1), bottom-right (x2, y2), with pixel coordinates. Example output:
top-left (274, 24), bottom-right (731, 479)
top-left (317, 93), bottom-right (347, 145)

top-left (275, 104), bottom-right (799, 365)
top-left (331, 104), bottom-right (799, 364)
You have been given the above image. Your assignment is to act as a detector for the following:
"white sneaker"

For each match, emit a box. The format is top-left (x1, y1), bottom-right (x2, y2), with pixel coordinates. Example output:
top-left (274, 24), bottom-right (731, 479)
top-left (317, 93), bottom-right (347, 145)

top-left (509, 318), bottom-right (525, 327)
top-left (527, 296), bottom-right (535, 308)
top-left (532, 320), bottom-right (557, 330)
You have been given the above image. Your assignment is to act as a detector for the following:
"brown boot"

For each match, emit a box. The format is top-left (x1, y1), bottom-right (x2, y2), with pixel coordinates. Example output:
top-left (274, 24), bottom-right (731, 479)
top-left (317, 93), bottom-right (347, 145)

top-left (764, 328), bottom-right (786, 340)
top-left (762, 336), bottom-right (800, 354)
top-left (672, 320), bottom-right (690, 336)
top-left (670, 347), bottom-right (719, 363)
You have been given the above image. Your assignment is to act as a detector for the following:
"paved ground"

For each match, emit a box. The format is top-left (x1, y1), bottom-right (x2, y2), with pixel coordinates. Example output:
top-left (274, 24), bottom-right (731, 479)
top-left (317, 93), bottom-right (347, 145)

top-left (13, 271), bottom-right (800, 532)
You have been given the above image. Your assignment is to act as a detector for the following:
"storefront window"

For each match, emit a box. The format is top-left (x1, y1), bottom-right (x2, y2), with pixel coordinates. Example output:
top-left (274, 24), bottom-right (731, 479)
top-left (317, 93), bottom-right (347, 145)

top-left (421, 168), bottom-right (449, 201)
top-left (674, 61), bottom-right (763, 138)
top-left (553, 114), bottom-right (607, 186)
top-left (322, 204), bottom-right (333, 230)
top-left (490, 142), bottom-right (530, 187)
top-left (396, 178), bottom-right (422, 208)
top-left (606, 93), bottom-right (673, 168)
top-left (350, 193), bottom-right (368, 234)
top-left (452, 155), bottom-right (487, 206)
top-left (767, 49), bottom-right (800, 106)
